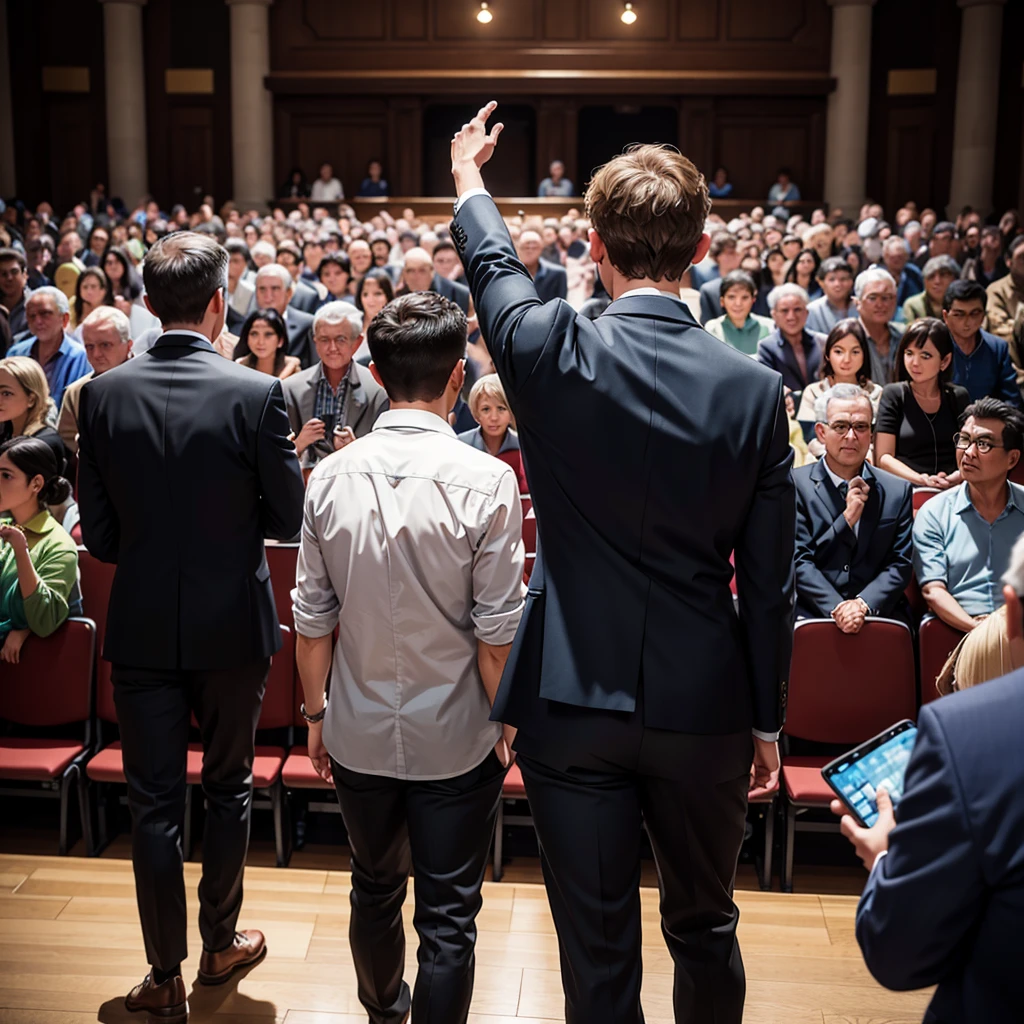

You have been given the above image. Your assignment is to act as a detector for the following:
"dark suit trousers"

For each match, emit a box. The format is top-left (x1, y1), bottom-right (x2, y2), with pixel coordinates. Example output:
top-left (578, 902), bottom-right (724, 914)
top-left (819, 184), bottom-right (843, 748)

top-left (111, 658), bottom-right (270, 970)
top-left (514, 689), bottom-right (752, 1024)
top-left (330, 751), bottom-right (506, 1024)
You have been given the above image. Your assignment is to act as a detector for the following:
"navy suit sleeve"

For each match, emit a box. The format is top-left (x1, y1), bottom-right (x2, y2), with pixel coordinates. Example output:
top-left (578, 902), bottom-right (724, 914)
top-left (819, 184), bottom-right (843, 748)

top-left (793, 484), bottom-right (846, 615)
top-left (257, 380), bottom-right (306, 540)
top-left (858, 481), bottom-right (914, 614)
top-left (76, 382), bottom-right (120, 564)
top-left (733, 381), bottom-right (796, 735)
top-left (856, 704), bottom-right (984, 991)
top-left (454, 195), bottom-right (577, 396)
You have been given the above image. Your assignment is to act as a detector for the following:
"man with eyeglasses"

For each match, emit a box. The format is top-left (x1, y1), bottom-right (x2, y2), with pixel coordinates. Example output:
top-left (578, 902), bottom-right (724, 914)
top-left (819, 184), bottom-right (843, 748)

top-left (794, 383), bottom-right (913, 630)
top-left (941, 280), bottom-right (1021, 406)
top-left (914, 397), bottom-right (1024, 633)
top-left (855, 267), bottom-right (905, 385)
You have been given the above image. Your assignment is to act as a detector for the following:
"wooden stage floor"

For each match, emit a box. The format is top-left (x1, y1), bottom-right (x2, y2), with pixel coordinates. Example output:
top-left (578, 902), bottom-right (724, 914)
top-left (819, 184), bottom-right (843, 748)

top-left (0, 847), bottom-right (933, 1024)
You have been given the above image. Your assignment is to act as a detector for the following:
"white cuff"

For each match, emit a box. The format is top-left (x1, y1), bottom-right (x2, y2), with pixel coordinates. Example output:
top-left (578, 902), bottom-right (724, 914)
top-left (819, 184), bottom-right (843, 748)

top-left (870, 848), bottom-right (888, 873)
top-left (454, 188), bottom-right (491, 215)
top-left (752, 728), bottom-right (781, 743)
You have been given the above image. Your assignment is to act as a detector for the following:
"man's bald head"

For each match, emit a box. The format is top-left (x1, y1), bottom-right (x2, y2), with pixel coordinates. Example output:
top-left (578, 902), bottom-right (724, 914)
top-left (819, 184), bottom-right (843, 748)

top-left (517, 230), bottom-right (543, 268)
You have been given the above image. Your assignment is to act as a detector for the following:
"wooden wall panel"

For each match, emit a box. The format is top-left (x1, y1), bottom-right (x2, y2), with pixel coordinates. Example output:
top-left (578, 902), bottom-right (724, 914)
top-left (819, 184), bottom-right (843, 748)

top-left (434, 0), bottom-right (539, 41)
top-left (167, 108), bottom-right (215, 209)
top-left (677, 0), bottom-right (719, 41)
top-left (543, 0), bottom-right (579, 40)
top-left (726, 0), bottom-right (809, 42)
top-left (393, 0), bottom-right (428, 39)
top-left (883, 107), bottom-right (937, 217)
top-left (584, 0), bottom-right (670, 41)
top-left (303, 0), bottom-right (385, 40)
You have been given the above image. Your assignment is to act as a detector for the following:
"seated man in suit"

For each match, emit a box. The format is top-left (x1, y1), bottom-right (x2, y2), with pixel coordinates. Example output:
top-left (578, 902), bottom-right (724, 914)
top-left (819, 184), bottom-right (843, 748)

top-left (756, 284), bottom-right (826, 393)
top-left (397, 246), bottom-right (470, 313)
top-left (516, 230), bottom-right (567, 303)
top-left (281, 301), bottom-right (387, 472)
top-left (831, 532), bottom-right (1024, 1022)
top-left (276, 241), bottom-right (323, 311)
top-left (254, 263), bottom-right (316, 369)
top-left (794, 382), bottom-right (913, 628)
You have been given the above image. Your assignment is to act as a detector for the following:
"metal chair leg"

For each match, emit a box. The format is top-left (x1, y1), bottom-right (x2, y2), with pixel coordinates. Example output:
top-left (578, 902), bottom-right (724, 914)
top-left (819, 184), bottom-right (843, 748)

top-left (782, 802), bottom-right (796, 893)
top-left (493, 800), bottom-right (504, 882)
top-left (77, 766), bottom-right (94, 857)
top-left (761, 800), bottom-right (775, 891)
top-left (271, 781), bottom-right (290, 867)
top-left (58, 768), bottom-right (74, 855)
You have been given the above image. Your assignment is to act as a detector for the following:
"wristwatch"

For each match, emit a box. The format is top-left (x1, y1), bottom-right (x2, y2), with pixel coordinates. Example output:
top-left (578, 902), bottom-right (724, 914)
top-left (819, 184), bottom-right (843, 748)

top-left (300, 698), bottom-right (328, 724)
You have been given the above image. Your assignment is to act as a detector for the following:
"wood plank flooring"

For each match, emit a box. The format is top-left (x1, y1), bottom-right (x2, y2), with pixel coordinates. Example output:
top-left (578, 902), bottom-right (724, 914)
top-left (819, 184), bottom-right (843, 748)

top-left (0, 853), bottom-right (932, 1024)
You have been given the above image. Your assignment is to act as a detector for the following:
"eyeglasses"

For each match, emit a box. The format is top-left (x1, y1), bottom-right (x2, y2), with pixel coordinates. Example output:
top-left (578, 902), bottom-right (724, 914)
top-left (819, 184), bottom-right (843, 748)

top-left (827, 421), bottom-right (872, 435)
top-left (953, 433), bottom-right (1004, 454)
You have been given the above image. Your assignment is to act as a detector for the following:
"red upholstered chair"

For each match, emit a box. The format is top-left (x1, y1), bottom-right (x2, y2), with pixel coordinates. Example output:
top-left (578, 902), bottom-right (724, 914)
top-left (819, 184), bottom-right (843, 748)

top-left (523, 553), bottom-right (536, 587)
top-left (911, 487), bottom-right (941, 515)
top-left (0, 618), bottom-right (96, 855)
top-left (493, 762), bottom-right (534, 881)
top-left (522, 507), bottom-right (537, 557)
top-left (780, 618), bottom-right (917, 892)
top-left (265, 542), bottom-right (299, 633)
top-left (918, 617), bottom-right (965, 705)
top-left (520, 494), bottom-right (532, 519)
top-left (282, 655), bottom-right (335, 794)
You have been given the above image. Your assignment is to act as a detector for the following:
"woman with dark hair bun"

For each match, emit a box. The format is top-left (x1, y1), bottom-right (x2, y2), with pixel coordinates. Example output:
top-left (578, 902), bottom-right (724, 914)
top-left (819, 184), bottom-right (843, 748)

top-left (0, 435), bottom-right (78, 663)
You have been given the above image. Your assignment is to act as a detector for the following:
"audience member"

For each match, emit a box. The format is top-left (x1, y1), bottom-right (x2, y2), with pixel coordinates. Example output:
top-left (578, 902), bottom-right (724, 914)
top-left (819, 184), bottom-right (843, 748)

top-left (913, 219), bottom-right (956, 269)
top-left (282, 302), bottom-right (387, 471)
top-left (457, 373), bottom-right (528, 492)
top-left (235, 308), bottom-right (302, 381)
top-left (803, 222), bottom-right (835, 262)
top-left (913, 397), bottom-right (1024, 631)
top-left (102, 246), bottom-right (143, 306)
top-left (275, 242), bottom-right (320, 313)
top-left (225, 238), bottom-right (257, 328)
top-left (280, 167), bottom-right (310, 199)
top-left (25, 237), bottom-right (54, 291)
top-left (432, 239), bottom-right (465, 284)
top-left (82, 225), bottom-right (109, 269)
top-left (357, 159), bottom-right (390, 198)
top-left (784, 248), bottom-right (822, 299)
top-left (538, 159), bottom-right (574, 197)
top-left (902, 256), bottom-right (958, 324)
top-left (58, 306), bottom-right (133, 454)
top-left (960, 224), bottom-right (1007, 289)
top-left (398, 246), bottom-right (470, 313)
top-left (805, 256), bottom-right (856, 334)
top-left (880, 236), bottom-right (923, 312)
top-left (941, 279), bottom-right (1020, 406)
top-left (70, 267), bottom-right (113, 335)
top-left (768, 167), bottom-right (801, 206)
top-left (756, 284), bottom-right (825, 392)
top-left (250, 240), bottom-right (276, 269)
top-left (355, 268), bottom-right (396, 344)
top-left (875, 318), bottom-right (969, 488)
top-left (0, 436), bottom-right (78, 664)
top-left (310, 162), bottom-right (344, 203)
top-left (0, 356), bottom-right (67, 472)
top-left (348, 238), bottom-right (373, 282)
top-left (704, 270), bottom-right (773, 355)
top-left (794, 383), bottom-right (912, 627)
top-left (985, 233), bottom-right (1024, 342)
top-left (515, 230), bottom-right (567, 302)
top-left (707, 166), bottom-right (732, 198)
top-left (0, 247), bottom-right (30, 338)
top-left (317, 253), bottom-right (355, 304)
top-left (254, 263), bottom-right (315, 368)
top-left (855, 267), bottom-right (903, 385)
top-left (6, 287), bottom-right (91, 409)
top-left (696, 232), bottom-right (741, 315)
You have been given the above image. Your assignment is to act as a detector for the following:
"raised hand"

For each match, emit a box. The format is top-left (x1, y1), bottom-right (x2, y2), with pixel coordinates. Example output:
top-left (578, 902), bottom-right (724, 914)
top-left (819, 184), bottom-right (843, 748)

top-left (451, 100), bottom-right (504, 171)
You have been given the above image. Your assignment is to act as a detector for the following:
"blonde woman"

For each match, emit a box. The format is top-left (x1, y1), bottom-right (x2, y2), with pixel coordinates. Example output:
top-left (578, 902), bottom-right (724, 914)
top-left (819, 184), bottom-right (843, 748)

top-left (457, 373), bottom-right (528, 492)
top-left (0, 356), bottom-right (67, 473)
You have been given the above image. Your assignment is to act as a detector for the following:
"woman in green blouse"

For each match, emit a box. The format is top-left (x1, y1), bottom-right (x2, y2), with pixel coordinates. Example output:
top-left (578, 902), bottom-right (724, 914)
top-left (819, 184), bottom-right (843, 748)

top-left (704, 270), bottom-right (774, 356)
top-left (0, 436), bottom-right (78, 663)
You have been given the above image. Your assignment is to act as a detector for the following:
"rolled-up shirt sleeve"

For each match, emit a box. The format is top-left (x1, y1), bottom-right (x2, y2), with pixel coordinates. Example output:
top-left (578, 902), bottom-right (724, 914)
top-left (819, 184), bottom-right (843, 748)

top-left (471, 468), bottom-right (525, 645)
top-left (292, 488), bottom-right (342, 638)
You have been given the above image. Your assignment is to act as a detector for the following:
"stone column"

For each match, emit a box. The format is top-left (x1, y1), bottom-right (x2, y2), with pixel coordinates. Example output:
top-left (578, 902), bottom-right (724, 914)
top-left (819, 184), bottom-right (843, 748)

top-left (823, 0), bottom-right (876, 217)
top-left (100, 0), bottom-right (149, 205)
top-left (947, 0), bottom-right (1006, 217)
top-left (227, 0), bottom-right (274, 211)
top-left (0, 0), bottom-right (16, 196)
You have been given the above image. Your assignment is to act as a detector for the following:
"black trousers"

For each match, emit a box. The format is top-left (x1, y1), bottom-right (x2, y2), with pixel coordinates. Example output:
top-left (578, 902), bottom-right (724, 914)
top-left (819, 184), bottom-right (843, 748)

top-left (514, 689), bottom-right (752, 1024)
top-left (331, 751), bottom-right (506, 1024)
top-left (111, 658), bottom-right (269, 971)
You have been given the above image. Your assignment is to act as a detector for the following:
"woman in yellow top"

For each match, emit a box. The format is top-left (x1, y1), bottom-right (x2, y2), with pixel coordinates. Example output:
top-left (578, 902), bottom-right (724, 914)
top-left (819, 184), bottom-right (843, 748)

top-left (0, 436), bottom-right (79, 663)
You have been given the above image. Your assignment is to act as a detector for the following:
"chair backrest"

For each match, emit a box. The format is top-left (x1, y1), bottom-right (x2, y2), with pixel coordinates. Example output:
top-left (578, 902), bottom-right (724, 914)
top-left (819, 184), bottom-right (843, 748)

top-left (785, 618), bottom-right (917, 744)
top-left (76, 549), bottom-right (117, 723)
top-left (520, 494), bottom-right (532, 518)
top-left (522, 508), bottom-right (537, 556)
top-left (918, 617), bottom-right (965, 705)
top-left (912, 487), bottom-right (941, 514)
top-left (259, 626), bottom-right (295, 730)
top-left (266, 543), bottom-right (299, 632)
top-left (0, 618), bottom-right (95, 726)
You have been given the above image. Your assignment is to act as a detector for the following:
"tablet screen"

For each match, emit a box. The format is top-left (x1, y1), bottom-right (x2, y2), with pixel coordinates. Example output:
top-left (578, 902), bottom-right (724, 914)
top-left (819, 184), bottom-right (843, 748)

top-left (825, 724), bottom-right (917, 827)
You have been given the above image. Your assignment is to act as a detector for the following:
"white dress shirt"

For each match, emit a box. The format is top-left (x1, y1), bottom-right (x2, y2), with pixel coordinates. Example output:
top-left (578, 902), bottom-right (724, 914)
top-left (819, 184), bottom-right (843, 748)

top-left (292, 409), bottom-right (525, 780)
top-left (310, 177), bottom-right (344, 202)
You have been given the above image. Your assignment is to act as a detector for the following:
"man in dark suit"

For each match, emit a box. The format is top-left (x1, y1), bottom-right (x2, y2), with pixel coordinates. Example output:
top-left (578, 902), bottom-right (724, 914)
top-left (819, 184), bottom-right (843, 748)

top-left (398, 245), bottom-right (471, 313)
top-left (756, 284), bottom-right (826, 392)
top-left (794, 383), bottom-right (913, 626)
top-left (450, 103), bottom-right (794, 1024)
top-left (516, 229), bottom-right (568, 302)
top-left (77, 232), bottom-right (305, 1020)
top-left (832, 538), bottom-right (1024, 1021)
top-left (253, 263), bottom-right (316, 367)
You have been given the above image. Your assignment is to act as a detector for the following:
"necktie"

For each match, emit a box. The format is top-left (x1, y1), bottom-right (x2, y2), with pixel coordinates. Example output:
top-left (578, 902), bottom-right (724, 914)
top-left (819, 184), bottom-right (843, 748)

top-left (837, 481), bottom-right (848, 500)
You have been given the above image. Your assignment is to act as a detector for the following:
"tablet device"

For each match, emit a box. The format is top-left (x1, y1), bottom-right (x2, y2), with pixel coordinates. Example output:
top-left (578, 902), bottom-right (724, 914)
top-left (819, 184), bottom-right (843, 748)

top-left (821, 720), bottom-right (917, 828)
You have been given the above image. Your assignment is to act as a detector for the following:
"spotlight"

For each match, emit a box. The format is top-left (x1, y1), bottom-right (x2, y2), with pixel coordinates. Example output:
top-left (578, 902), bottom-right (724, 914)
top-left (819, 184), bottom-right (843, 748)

top-left (621, 2), bottom-right (637, 25)
top-left (477, 2), bottom-right (493, 23)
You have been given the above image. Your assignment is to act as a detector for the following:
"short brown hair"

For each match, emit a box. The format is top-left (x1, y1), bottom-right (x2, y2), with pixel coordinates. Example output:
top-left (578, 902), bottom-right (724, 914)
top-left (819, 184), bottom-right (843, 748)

top-left (142, 231), bottom-right (227, 325)
top-left (584, 145), bottom-right (709, 281)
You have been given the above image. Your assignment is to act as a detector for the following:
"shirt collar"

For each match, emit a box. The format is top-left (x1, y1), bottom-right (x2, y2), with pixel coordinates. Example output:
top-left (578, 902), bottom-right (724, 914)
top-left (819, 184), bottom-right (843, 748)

top-left (617, 286), bottom-right (687, 304)
top-left (315, 359), bottom-right (356, 389)
top-left (953, 481), bottom-right (1022, 517)
top-left (821, 457), bottom-right (864, 491)
top-left (18, 510), bottom-right (55, 537)
top-left (373, 408), bottom-right (455, 436)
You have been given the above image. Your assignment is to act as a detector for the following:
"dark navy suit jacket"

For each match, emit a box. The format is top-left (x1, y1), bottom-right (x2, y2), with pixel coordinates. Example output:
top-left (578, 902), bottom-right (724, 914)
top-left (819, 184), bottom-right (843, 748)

top-left (452, 194), bottom-right (795, 736)
top-left (756, 328), bottom-right (826, 392)
top-left (793, 460), bottom-right (913, 617)
top-left (856, 668), bottom-right (1024, 1023)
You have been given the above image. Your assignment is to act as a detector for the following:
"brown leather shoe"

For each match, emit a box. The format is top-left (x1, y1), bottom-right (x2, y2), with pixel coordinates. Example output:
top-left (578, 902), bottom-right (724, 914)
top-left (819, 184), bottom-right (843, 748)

top-left (196, 929), bottom-right (267, 985)
top-left (124, 972), bottom-right (188, 1020)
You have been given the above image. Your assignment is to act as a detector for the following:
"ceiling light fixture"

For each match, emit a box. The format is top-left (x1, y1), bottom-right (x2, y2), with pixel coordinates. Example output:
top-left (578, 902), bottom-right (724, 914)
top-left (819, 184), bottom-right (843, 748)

top-left (477, 2), bottom-right (493, 24)
top-left (621, 2), bottom-right (637, 25)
